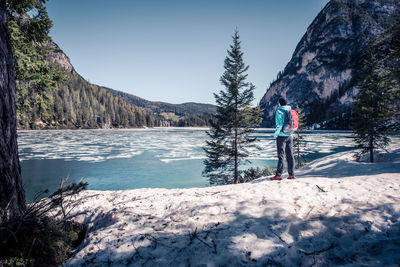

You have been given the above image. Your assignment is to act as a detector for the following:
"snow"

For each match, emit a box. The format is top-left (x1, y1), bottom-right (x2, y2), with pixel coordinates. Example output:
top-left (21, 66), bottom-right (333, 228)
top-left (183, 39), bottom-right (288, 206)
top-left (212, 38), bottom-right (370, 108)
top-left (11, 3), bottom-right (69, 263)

top-left (63, 148), bottom-right (400, 266)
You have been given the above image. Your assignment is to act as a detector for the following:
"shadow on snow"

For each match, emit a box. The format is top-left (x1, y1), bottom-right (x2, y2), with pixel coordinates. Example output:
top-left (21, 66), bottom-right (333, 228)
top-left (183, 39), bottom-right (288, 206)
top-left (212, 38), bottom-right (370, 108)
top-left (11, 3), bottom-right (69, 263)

top-left (66, 199), bottom-right (400, 266)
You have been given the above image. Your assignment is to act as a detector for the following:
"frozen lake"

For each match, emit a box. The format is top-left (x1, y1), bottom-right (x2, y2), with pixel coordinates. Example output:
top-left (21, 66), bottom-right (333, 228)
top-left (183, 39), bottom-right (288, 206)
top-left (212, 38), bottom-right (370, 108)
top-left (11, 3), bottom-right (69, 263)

top-left (18, 128), bottom-right (356, 201)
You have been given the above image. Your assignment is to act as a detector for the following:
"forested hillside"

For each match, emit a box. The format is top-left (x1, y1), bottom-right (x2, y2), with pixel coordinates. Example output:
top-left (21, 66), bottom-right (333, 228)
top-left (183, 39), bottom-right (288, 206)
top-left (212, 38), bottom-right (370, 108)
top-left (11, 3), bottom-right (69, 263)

top-left (10, 9), bottom-right (214, 129)
top-left (103, 87), bottom-right (216, 127)
top-left (9, 12), bottom-right (155, 130)
top-left (22, 73), bottom-right (155, 129)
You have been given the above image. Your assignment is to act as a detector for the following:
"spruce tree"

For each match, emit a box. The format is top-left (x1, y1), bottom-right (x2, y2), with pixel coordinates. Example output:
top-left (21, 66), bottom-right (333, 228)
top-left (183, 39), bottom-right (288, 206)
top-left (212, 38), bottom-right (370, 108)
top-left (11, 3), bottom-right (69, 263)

top-left (384, 16), bottom-right (400, 128)
top-left (203, 30), bottom-right (262, 185)
top-left (293, 105), bottom-right (307, 168)
top-left (352, 50), bottom-right (392, 163)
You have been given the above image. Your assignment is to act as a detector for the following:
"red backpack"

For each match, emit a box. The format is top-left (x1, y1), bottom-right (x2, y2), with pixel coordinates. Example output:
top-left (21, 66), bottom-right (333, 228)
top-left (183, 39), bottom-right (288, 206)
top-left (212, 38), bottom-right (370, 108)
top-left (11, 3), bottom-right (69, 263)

top-left (282, 109), bottom-right (299, 134)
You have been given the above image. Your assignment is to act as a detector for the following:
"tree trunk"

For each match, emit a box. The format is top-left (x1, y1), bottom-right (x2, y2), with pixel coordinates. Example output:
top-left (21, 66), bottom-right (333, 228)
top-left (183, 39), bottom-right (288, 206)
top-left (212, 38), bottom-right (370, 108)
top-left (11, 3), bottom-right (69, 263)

top-left (234, 128), bottom-right (238, 184)
top-left (369, 136), bottom-right (374, 163)
top-left (0, 0), bottom-right (26, 223)
top-left (233, 95), bottom-right (239, 184)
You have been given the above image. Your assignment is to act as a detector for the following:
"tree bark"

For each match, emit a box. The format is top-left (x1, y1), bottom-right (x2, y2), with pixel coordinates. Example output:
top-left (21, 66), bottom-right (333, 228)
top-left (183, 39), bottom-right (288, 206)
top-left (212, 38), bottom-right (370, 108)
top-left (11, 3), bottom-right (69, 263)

top-left (369, 135), bottom-right (374, 163)
top-left (234, 127), bottom-right (238, 184)
top-left (0, 0), bottom-right (26, 223)
top-left (233, 95), bottom-right (239, 184)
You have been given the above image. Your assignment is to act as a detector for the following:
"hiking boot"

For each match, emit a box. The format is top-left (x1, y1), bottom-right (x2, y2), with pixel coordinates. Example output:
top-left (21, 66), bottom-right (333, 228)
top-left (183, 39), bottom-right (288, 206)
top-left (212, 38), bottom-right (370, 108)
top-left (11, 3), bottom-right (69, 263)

top-left (287, 175), bottom-right (295, 179)
top-left (271, 175), bottom-right (282, 180)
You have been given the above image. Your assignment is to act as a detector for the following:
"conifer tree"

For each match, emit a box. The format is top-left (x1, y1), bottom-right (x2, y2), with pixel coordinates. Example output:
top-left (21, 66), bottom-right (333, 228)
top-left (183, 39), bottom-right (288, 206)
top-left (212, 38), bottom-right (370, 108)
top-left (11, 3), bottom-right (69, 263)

top-left (0, 0), bottom-right (53, 222)
top-left (7, 0), bottom-right (67, 127)
top-left (293, 105), bottom-right (307, 168)
top-left (203, 30), bottom-right (262, 185)
top-left (383, 16), bottom-right (400, 127)
top-left (352, 50), bottom-right (392, 163)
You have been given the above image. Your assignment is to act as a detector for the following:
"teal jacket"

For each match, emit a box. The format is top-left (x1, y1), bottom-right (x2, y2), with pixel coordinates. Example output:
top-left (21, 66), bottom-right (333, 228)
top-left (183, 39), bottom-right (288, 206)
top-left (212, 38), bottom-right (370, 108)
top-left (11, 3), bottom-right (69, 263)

top-left (274, 105), bottom-right (292, 138)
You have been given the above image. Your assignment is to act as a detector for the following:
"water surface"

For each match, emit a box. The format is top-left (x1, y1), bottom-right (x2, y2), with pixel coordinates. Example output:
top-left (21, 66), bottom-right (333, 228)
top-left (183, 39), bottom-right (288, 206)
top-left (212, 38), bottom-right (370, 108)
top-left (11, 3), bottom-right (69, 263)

top-left (18, 128), bottom-right (356, 201)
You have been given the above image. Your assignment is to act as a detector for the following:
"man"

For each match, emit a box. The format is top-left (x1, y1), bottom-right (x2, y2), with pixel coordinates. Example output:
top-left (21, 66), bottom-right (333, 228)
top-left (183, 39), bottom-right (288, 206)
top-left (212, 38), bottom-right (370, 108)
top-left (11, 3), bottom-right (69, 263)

top-left (271, 97), bottom-right (295, 180)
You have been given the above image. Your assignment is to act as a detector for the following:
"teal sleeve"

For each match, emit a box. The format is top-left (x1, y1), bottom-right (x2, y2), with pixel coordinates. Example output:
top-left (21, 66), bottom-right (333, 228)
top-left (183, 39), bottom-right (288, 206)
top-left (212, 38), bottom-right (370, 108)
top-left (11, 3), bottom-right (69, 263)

top-left (274, 110), bottom-right (284, 137)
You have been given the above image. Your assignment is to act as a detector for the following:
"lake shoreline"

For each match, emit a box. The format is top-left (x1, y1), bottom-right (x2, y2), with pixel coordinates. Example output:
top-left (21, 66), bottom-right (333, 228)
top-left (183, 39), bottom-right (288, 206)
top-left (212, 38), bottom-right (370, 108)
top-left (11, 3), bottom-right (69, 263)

top-left (18, 129), bottom-right (386, 202)
top-left (17, 127), bottom-right (354, 132)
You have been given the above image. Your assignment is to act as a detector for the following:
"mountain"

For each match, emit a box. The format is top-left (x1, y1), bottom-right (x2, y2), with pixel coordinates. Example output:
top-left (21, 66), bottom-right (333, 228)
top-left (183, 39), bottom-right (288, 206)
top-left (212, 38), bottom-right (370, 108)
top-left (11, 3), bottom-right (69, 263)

top-left (259, 0), bottom-right (400, 129)
top-left (15, 40), bottom-right (155, 129)
top-left (48, 42), bottom-right (76, 75)
top-left (102, 87), bottom-right (217, 126)
top-left (48, 42), bottom-right (217, 122)
top-left (16, 40), bottom-right (216, 129)
top-left (102, 87), bottom-right (216, 116)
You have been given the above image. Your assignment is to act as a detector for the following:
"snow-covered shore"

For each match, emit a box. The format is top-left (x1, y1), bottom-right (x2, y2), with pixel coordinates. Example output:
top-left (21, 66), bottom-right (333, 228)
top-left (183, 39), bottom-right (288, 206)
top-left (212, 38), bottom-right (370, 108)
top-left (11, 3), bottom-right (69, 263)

top-left (63, 149), bottom-right (400, 266)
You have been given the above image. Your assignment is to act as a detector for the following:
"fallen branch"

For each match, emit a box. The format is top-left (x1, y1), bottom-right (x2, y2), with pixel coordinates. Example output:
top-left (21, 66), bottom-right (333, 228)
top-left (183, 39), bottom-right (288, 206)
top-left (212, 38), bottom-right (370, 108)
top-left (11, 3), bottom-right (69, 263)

top-left (316, 185), bottom-right (327, 193)
top-left (0, 226), bottom-right (18, 243)
top-left (188, 227), bottom-right (212, 248)
top-left (269, 228), bottom-right (289, 247)
top-left (142, 233), bottom-right (158, 249)
top-left (26, 237), bottom-right (37, 263)
top-left (299, 243), bottom-right (335, 255)
top-left (195, 235), bottom-right (212, 248)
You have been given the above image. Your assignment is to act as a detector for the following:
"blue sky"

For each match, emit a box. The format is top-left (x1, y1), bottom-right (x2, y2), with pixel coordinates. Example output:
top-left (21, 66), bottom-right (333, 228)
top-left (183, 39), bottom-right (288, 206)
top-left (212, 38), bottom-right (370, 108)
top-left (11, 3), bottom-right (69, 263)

top-left (46, 0), bottom-right (329, 105)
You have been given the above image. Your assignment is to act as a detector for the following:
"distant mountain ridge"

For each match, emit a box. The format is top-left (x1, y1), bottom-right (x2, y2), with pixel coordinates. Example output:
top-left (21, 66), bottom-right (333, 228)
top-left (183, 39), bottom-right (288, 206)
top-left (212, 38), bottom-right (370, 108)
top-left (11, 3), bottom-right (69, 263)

top-left (102, 86), bottom-right (216, 116)
top-left (101, 87), bottom-right (217, 127)
top-left (259, 0), bottom-right (400, 129)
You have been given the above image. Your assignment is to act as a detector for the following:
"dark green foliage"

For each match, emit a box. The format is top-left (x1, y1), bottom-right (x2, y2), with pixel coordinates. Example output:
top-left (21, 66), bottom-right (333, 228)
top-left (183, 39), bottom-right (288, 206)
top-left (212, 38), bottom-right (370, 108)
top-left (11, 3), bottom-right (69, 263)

top-left (6, 0), bottom-right (47, 18)
top-left (37, 74), bottom-right (153, 129)
top-left (16, 68), bottom-right (156, 129)
top-left (7, 0), bottom-right (155, 129)
top-left (389, 19), bottom-right (400, 81)
top-left (352, 14), bottom-right (400, 162)
top-left (8, 0), bottom-right (211, 129)
top-left (383, 17), bottom-right (400, 127)
top-left (48, 180), bottom-right (87, 224)
top-left (0, 180), bottom-right (87, 267)
top-left (176, 113), bottom-right (216, 127)
top-left (7, 0), bottom-right (52, 43)
top-left (6, 0), bottom-right (52, 44)
top-left (8, 8), bottom-right (65, 125)
top-left (352, 50), bottom-right (392, 163)
top-left (1, 2), bottom-right (85, 265)
top-left (104, 87), bottom-right (217, 127)
top-left (241, 167), bottom-right (275, 182)
top-left (0, 216), bottom-right (85, 267)
top-left (104, 87), bottom-right (216, 115)
top-left (203, 30), bottom-right (263, 185)
top-left (293, 105), bottom-right (307, 168)
top-left (9, 31), bottom-right (154, 129)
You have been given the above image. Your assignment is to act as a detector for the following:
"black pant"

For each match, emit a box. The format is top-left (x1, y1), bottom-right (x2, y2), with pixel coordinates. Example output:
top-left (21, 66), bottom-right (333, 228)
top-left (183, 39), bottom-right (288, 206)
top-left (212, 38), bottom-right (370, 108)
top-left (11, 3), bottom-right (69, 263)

top-left (276, 136), bottom-right (294, 176)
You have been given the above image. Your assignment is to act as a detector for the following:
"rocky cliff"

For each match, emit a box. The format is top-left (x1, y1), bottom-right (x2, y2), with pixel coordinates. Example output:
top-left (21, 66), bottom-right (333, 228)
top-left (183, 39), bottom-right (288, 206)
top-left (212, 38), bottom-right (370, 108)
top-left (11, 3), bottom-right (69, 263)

top-left (259, 0), bottom-right (400, 129)
top-left (48, 42), bottom-right (76, 75)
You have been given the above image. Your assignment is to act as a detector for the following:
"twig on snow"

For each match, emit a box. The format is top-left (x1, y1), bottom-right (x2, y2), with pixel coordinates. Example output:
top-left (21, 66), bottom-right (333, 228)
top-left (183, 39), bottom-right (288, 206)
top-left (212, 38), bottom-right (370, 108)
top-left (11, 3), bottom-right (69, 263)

top-left (299, 243), bottom-right (335, 255)
top-left (188, 227), bottom-right (212, 248)
top-left (316, 185), bottom-right (327, 193)
top-left (269, 228), bottom-right (289, 247)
